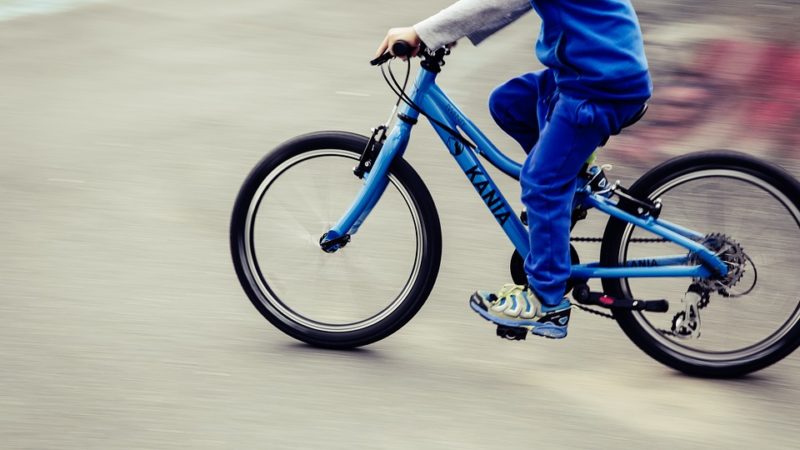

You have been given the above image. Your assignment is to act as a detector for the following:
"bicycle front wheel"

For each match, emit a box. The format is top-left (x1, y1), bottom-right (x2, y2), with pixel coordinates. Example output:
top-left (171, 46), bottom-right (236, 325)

top-left (601, 150), bottom-right (800, 377)
top-left (230, 131), bottom-right (442, 348)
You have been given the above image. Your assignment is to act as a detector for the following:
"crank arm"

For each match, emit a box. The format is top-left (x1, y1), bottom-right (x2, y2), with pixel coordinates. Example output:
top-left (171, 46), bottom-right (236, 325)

top-left (572, 285), bottom-right (669, 312)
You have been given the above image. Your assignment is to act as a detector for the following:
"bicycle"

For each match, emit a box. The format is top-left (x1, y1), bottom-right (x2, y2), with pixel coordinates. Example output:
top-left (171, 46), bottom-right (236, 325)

top-left (230, 42), bottom-right (800, 377)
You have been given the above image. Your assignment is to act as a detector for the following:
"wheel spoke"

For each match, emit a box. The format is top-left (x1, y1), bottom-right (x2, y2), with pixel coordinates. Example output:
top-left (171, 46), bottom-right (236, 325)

top-left (231, 139), bottom-right (440, 347)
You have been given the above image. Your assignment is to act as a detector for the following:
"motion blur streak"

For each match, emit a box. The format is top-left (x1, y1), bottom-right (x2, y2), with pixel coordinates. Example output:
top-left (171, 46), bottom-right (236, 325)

top-left (0, 0), bottom-right (112, 21)
top-left (1, 0), bottom-right (799, 449)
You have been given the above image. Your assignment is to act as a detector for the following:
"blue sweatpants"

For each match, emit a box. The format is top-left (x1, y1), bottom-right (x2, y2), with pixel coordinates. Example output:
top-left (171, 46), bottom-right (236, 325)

top-left (489, 69), bottom-right (646, 306)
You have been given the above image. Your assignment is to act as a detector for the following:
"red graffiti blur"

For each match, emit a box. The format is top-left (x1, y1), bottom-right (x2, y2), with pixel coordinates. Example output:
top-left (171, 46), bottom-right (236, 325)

top-left (607, 39), bottom-right (800, 167)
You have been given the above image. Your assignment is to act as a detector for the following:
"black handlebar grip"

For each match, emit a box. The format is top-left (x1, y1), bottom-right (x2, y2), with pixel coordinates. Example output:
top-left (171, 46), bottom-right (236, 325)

top-left (369, 40), bottom-right (420, 66)
top-left (391, 40), bottom-right (413, 58)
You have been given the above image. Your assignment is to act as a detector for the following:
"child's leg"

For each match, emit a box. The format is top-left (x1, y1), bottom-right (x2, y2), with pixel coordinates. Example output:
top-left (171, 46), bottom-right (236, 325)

top-left (522, 95), bottom-right (645, 306)
top-left (488, 69), bottom-right (556, 152)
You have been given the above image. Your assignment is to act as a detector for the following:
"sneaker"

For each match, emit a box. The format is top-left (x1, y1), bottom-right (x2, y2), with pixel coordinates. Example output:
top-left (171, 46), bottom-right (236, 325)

top-left (469, 284), bottom-right (571, 339)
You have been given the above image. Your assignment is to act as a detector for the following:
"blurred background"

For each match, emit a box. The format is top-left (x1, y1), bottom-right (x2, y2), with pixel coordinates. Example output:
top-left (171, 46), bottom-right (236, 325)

top-left (1, 0), bottom-right (799, 448)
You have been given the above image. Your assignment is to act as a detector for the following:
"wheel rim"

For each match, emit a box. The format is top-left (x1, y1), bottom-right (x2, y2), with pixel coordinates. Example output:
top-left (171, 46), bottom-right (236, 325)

top-left (243, 149), bottom-right (424, 333)
top-left (617, 169), bottom-right (800, 365)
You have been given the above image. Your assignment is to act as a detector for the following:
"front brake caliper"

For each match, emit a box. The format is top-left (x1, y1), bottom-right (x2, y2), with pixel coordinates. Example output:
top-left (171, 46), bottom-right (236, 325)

top-left (353, 125), bottom-right (387, 179)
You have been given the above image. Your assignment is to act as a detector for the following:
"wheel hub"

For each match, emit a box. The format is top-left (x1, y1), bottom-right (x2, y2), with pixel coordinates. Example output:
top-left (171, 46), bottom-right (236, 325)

top-left (689, 233), bottom-right (747, 295)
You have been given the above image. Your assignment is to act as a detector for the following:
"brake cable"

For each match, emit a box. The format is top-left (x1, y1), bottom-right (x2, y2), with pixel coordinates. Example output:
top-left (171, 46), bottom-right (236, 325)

top-left (380, 57), bottom-right (477, 150)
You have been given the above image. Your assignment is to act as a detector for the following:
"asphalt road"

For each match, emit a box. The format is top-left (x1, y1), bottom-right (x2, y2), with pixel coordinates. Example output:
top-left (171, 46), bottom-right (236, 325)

top-left (2, 1), bottom-right (800, 449)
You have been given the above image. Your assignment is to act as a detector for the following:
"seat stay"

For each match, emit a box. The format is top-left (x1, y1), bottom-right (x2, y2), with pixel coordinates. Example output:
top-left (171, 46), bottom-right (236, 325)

top-left (580, 193), bottom-right (728, 277)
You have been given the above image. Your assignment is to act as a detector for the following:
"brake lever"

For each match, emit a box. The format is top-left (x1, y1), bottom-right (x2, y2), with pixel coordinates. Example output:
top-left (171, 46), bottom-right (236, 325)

top-left (370, 52), bottom-right (393, 66)
top-left (370, 41), bottom-right (419, 66)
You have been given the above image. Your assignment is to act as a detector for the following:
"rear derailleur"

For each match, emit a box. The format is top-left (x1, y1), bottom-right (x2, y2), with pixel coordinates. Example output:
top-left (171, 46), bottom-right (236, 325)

top-left (671, 284), bottom-right (710, 339)
top-left (671, 233), bottom-right (752, 339)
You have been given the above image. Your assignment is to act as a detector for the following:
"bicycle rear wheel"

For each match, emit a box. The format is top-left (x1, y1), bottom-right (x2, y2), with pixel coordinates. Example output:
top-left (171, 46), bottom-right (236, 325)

top-left (230, 131), bottom-right (441, 348)
top-left (601, 150), bottom-right (800, 377)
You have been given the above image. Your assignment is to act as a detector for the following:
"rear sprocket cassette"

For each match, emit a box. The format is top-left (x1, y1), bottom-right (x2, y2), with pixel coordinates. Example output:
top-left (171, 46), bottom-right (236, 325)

top-left (688, 233), bottom-right (746, 294)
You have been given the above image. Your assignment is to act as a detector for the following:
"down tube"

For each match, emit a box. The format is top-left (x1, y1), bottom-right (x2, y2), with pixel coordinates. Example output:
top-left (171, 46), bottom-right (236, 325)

top-left (418, 94), bottom-right (530, 256)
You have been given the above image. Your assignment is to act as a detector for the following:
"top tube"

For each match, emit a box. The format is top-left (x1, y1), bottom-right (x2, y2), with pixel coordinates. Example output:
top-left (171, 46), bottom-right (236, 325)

top-left (389, 47), bottom-right (525, 180)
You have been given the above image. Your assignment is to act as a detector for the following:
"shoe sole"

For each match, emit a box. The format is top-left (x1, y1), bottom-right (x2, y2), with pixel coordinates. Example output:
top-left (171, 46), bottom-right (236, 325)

top-left (469, 294), bottom-right (568, 339)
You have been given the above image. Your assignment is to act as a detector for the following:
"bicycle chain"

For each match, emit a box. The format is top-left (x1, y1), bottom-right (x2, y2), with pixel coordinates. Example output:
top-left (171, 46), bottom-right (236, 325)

top-left (571, 303), bottom-right (614, 319)
top-left (570, 236), bottom-right (668, 243)
top-left (572, 303), bottom-right (679, 337)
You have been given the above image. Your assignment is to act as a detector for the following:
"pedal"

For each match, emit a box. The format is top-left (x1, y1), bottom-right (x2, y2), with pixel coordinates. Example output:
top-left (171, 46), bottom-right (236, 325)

top-left (572, 285), bottom-right (669, 312)
top-left (496, 325), bottom-right (528, 341)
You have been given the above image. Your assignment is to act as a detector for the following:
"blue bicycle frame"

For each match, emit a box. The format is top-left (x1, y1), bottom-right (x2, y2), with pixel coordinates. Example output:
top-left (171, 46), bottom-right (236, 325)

top-left (323, 63), bottom-right (727, 282)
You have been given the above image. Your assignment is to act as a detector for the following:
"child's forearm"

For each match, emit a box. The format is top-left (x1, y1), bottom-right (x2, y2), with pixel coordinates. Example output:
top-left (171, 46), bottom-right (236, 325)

top-left (413, 0), bottom-right (532, 49)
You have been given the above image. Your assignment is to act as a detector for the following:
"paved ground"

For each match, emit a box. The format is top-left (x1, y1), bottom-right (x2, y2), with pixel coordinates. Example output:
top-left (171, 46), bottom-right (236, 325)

top-left (2, 1), bottom-right (800, 449)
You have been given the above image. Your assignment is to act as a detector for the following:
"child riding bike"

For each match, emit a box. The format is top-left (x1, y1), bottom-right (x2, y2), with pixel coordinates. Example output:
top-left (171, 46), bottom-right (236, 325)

top-left (376, 0), bottom-right (652, 339)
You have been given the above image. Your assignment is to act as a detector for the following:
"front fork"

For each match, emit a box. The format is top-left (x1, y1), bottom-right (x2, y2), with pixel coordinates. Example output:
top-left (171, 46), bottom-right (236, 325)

top-left (320, 105), bottom-right (421, 250)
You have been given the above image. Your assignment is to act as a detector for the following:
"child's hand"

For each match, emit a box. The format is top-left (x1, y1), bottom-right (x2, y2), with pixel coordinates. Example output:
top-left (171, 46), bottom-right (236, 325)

top-left (375, 27), bottom-right (421, 59)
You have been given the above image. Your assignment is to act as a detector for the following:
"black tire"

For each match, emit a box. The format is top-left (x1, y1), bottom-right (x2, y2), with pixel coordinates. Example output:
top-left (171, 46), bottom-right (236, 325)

top-left (601, 150), bottom-right (800, 377)
top-left (230, 131), bottom-right (442, 349)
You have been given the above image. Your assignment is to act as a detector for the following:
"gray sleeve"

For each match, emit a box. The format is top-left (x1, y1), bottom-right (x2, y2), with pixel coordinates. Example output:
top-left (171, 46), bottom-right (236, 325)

top-left (413, 0), bottom-right (532, 49)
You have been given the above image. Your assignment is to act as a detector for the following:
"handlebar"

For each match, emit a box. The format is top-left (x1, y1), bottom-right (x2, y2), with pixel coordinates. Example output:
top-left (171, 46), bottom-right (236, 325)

top-left (370, 40), bottom-right (421, 66)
